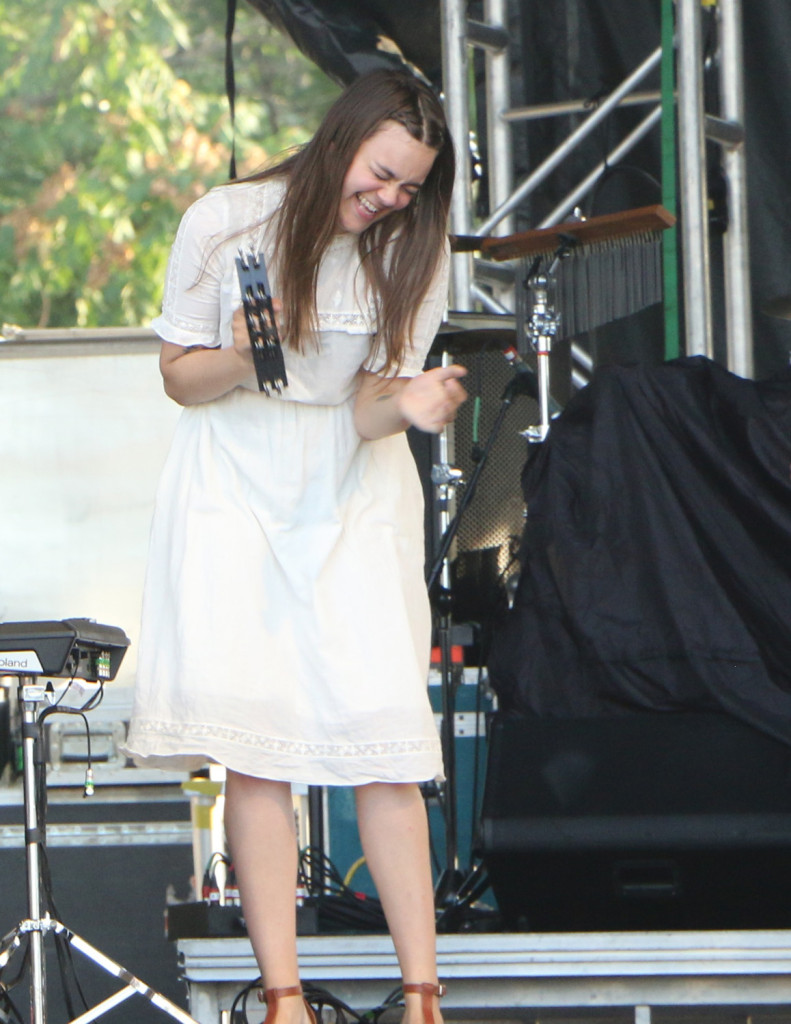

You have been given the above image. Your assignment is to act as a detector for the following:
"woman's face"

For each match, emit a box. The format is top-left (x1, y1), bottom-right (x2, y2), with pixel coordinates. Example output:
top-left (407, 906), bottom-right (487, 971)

top-left (336, 120), bottom-right (438, 235)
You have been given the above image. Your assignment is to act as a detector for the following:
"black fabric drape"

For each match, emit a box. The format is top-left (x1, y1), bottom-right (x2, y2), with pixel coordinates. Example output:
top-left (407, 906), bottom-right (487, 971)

top-left (243, 0), bottom-right (442, 86)
top-left (487, 356), bottom-right (791, 745)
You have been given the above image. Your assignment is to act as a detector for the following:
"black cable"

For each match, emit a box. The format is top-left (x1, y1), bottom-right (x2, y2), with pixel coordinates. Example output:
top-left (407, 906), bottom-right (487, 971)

top-left (39, 679), bottom-right (104, 799)
top-left (298, 847), bottom-right (387, 932)
top-left (420, 782), bottom-right (444, 878)
top-left (302, 983), bottom-right (367, 1024)
top-left (53, 929), bottom-right (90, 1021)
top-left (78, 681), bottom-right (106, 714)
top-left (0, 938), bottom-right (29, 1023)
top-left (0, 984), bottom-right (26, 1024)
top-left (227, 977), bottom-right (385, 1024)
top-left (228, 975), bottom-right (261, 1024)
top-left (366, 984), bottom-right (406, 1024)
top-left (586, 162), bottom-right (663, 217)
top-left (36, 844), bottom-right (91, 1018)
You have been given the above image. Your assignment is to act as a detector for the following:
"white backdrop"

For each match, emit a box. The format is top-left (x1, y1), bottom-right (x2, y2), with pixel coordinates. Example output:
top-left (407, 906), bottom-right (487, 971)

top-left (0, 336), bottom-right (182, 693)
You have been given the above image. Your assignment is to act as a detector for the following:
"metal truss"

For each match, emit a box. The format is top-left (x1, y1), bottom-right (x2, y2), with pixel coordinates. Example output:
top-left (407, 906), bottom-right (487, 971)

top-left (439, 0), bottom-right (753, 378)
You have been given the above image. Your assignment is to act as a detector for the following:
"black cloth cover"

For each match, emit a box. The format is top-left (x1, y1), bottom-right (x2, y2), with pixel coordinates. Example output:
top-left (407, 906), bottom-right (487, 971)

top-left (487, 356), bottom-right (791, 744)
top-left (244, 0), bottom-right (442, 86)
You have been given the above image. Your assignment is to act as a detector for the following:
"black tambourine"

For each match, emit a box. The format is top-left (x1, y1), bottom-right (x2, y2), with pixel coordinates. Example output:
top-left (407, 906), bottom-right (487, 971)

top-left (235, 249), bottom-right (288, 395)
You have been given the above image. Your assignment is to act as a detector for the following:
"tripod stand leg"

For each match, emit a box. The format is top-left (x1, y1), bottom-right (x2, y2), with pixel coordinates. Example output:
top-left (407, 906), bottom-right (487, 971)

top-left (56, 923), bottom-right (200, 1024)
top-left (68, 986), bottom-right (136, 1024)
top-left (0, 926), bottom-right (22, 967)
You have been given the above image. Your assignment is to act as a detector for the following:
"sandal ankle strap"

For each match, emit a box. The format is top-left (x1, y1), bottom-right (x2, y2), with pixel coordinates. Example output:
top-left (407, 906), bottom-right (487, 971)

top-left (403, 982), bottom-right (446, 1024)
top-left (259, 985), bottom-right (304, 1003)
top-left (259, 986), bottom-right (316, 1024)
top-left (403, 983), bottom-right (446, 997)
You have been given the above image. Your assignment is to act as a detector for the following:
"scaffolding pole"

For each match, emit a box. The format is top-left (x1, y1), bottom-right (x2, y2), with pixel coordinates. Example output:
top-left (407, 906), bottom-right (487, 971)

top-left (483, 0), bottom-right (514, 238)
top-left (676, 0), bottom-right (713, 359)
top-left (718, 0), bottom-right (753, 377)
top-left (440, 0), bottom-right (473, 310)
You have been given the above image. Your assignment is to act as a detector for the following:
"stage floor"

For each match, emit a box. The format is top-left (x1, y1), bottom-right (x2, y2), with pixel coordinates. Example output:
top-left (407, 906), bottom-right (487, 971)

top-left (178, 930), bottom-right (791, 1024)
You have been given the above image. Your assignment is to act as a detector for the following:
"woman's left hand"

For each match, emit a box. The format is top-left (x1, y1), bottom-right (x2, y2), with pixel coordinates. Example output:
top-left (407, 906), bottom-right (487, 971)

top-left (354, 364), bottom-right (467, 440)
top-left (397, 364), bottom-right (468, 433)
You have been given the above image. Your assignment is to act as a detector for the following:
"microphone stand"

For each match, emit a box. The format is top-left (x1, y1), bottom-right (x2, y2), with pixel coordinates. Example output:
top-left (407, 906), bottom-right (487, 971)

top-left (427, 372), bottom-right (527, 914)
top-left (427, 418), bottom-right (464, 908)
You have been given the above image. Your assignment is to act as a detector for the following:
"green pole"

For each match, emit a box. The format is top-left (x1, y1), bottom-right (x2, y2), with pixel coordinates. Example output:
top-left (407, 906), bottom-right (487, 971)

top-left (661, 0), bottom-right (681, 360)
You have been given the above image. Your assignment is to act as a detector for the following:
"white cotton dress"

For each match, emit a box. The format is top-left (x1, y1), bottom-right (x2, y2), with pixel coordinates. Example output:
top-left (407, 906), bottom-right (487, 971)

top-left (124, 178), bottom-right (448, 786)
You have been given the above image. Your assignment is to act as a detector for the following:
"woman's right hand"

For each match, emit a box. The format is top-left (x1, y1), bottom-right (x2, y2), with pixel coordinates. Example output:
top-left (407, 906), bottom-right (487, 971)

top-left (232, 299), bottom-right (283, 364)
top-left (231, 305), bottom-right (256, 367)
top-left (159, 299), bottom-right (285, 406)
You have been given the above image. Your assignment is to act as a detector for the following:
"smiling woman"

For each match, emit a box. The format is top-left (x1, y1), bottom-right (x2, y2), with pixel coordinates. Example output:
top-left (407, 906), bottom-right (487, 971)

top-left (336, 122), bottom-right (435, 233)
top-left (123, 68), bottom-right (462, 1024)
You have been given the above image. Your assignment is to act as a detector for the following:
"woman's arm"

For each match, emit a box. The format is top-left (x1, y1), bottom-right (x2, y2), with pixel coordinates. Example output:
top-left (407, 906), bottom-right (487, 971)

top-left (159, 306), bottom-right (261, 406)
top-left (353, 363), bottom-right (467, 440)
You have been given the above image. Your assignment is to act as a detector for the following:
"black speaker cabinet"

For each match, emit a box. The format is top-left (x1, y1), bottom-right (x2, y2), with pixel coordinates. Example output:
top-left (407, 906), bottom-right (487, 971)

top-left (479, 711), bottom-right (791, 931)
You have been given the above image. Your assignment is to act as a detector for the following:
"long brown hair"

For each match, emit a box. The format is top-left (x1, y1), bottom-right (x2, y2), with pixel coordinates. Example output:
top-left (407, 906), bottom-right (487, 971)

top-left (242, 69), bottom-right (455, 374)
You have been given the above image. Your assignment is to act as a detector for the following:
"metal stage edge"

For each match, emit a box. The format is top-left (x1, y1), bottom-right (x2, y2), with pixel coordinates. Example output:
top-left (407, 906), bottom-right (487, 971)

top-left (178, 930), bottom-right (791, 1024)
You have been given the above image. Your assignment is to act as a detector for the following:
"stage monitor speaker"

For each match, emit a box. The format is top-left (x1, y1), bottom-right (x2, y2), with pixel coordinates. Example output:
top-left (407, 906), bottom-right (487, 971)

top-left (479, 711), bottom-right (791, 931)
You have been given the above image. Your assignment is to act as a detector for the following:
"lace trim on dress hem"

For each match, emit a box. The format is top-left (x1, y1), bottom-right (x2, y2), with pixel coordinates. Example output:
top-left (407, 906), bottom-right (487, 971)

top-left (132, 720), bottom-right (438, 759)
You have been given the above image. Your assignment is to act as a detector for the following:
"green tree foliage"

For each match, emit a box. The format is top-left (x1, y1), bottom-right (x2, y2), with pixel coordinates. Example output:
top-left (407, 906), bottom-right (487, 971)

top-left (0, 0), bottom-right (338, 329)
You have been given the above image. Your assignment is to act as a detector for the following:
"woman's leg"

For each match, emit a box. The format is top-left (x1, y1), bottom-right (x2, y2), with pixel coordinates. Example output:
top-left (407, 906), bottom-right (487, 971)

top-left (355, 782), bottom-right (443, 1024)
top-left (224, 771), bottom-right (311, 1024)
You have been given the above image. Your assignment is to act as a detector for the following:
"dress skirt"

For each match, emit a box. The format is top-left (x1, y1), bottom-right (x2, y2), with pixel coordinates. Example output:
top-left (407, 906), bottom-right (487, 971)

top-left (124, 386), bottom-right (444, 785)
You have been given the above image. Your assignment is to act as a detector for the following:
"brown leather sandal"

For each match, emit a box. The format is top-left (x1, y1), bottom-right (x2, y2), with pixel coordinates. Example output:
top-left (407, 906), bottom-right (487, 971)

top-left (259, 985), bottom-right (317, 1024)
top-left (403, 982), bottom-right (447, 1024)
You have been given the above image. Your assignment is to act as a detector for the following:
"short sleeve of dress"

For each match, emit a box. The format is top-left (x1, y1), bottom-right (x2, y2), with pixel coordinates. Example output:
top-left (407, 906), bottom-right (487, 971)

top-left (150, 191), bottom-right (231, 348)
top-left (364, 241), bottom-right (450, 378)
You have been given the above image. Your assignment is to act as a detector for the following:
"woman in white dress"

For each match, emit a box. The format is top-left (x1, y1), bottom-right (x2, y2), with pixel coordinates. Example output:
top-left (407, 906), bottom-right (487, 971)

top-left (125, 70), bottom-right (467, 1024)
